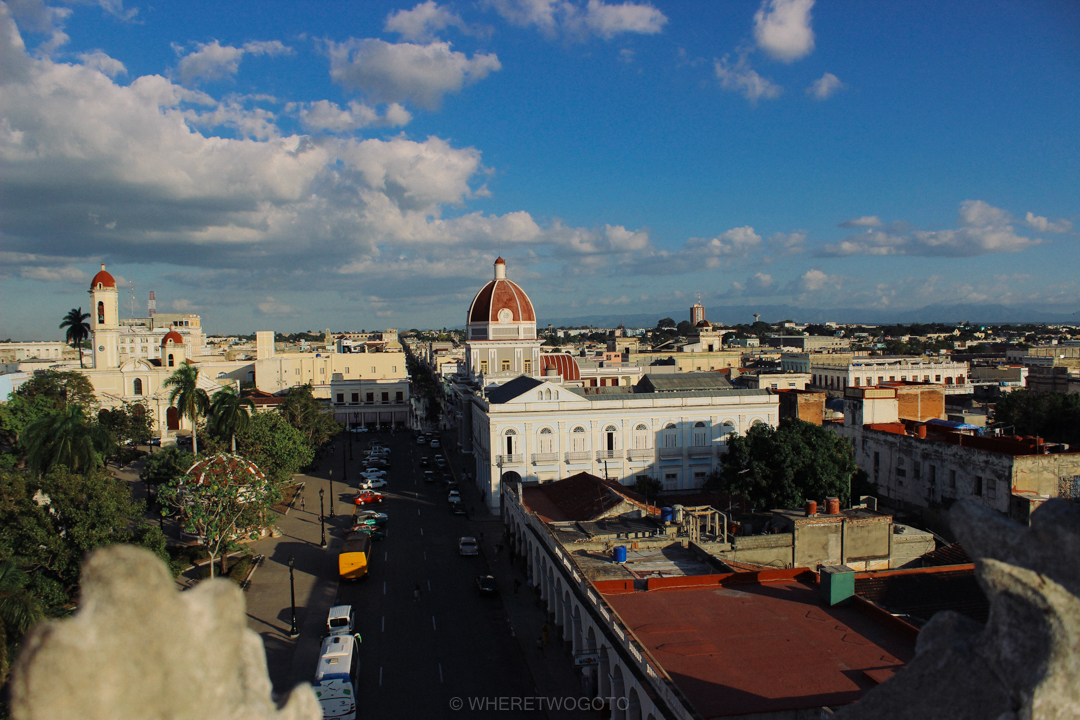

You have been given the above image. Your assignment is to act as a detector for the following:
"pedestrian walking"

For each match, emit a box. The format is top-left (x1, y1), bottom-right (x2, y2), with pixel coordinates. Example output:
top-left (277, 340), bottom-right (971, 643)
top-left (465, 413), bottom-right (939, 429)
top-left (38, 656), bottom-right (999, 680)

top-left (300, 496), bottom-right (305, 512)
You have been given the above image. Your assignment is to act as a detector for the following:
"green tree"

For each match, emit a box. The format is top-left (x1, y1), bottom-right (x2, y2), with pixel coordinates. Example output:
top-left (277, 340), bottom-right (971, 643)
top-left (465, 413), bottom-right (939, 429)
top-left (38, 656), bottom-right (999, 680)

top-left (657, 317), bottom-right (675, 329)
top-left (707, 420), bottom-right (857, 510)
top-left (139, 446), bottom-right (194, 506)
top-left (234, 412), bottom-right (312, 486)
top-left (0, 370), bottom-right (97, 455)
top-left (633, 476), bottom-right (662, 502)
top-left (994, 390), bottom-right (1080, 447)
top-left (208, 386), bottom-right (254, 453)
top-left (158, 455), bottom-right (274, 578)
top-left (0, 561), bottom-right (45, 685)
top-left (21, 405), bottom-right (113, 475)
top-left (58, 308), bottom-right (91, 368)
top-left (676, 320), bottom-right (693, 336)
top-left (164, 364), bottom-right (209, 455)
top-left (278, 385), bottom-right (339, 448)
top-left (97, 402), bottom-right (153, 449)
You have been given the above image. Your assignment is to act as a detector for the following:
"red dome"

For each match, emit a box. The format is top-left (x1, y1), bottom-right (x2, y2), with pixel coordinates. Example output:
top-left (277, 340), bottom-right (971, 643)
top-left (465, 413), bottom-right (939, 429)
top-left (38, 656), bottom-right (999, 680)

top-left (467, 258), bottom-right (535, 324)
top-left (540, 353), bottom-right (580, 381)
top-left (90, 263), bottom-right (116, 290)
top-left (161, 330), bottom-right (184, 346)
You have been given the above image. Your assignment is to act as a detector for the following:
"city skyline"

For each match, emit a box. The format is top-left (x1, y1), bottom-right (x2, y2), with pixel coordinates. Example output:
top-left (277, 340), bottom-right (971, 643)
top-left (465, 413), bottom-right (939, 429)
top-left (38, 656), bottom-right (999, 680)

top-left (1, 0), bottom-right (1078, 340)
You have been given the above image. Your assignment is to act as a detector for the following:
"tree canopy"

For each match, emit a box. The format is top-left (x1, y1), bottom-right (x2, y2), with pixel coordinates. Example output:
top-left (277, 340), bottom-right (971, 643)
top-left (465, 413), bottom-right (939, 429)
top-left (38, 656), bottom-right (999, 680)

top-left (277, 385), bottom-right (339, 448)
top-left (994, 390), bottom-right (1080, 447)
top-left (59, 308), bottom-right (90, 368)
top-left (233, 411), bottom-right (312, 486)
top-left (707, 420), bottom-right (857, 510)
top-left (22, 405), bottom-right (113, 476)
top-left (164, 365), bottom-right (209, 455)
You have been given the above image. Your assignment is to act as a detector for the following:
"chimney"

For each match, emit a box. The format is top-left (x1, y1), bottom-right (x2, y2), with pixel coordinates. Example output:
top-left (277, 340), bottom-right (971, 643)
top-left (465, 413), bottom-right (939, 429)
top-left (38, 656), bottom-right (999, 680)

top-left (825, 497), bottom-right (840, 515)
top-left (916, 424), bottom-right (927, 439)
top-left (805, 500), bottom-right (817, 516)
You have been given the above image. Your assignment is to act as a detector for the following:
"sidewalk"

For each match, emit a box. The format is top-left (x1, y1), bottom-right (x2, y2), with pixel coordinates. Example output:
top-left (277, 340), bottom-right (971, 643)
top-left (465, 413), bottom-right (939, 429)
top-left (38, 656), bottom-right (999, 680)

top-left (439, 428), bottom-right (595, 719)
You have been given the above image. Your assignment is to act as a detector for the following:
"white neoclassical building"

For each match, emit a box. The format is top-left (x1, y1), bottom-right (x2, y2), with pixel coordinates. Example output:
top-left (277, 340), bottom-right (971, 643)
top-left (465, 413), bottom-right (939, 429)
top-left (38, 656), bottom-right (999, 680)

top-left (465, 257), bottom-right (542, 385)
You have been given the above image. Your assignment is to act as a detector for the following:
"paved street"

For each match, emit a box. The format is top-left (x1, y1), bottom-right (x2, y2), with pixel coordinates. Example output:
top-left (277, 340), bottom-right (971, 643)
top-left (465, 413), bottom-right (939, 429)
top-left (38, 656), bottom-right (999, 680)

top-left (240, 428), bottom-right (595, 719)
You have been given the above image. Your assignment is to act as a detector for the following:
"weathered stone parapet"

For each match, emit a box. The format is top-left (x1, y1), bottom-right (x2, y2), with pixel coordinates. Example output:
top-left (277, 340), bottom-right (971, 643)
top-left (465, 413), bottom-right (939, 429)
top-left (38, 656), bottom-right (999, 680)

top-left (10, 545), bottom-right (319, 720)
top-left (837, 499), bottom-right (1080, 719)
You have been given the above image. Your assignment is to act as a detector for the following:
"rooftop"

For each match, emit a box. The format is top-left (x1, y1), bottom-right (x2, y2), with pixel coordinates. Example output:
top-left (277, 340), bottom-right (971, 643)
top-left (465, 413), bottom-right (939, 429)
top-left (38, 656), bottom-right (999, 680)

top-left (601, 572), bottom-right (916, 718)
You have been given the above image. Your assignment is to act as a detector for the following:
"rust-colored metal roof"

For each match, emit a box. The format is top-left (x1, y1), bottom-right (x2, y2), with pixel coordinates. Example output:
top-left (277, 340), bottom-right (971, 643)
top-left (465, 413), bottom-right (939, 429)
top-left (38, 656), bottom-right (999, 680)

top-left (539, 353), bottom-right (580, 381)
top-left (604, 578), bottom-right (915, 718)
top-left (161, 330), bottom-right (184, 346)
top-left (854, 566), bottom-right (987, 627)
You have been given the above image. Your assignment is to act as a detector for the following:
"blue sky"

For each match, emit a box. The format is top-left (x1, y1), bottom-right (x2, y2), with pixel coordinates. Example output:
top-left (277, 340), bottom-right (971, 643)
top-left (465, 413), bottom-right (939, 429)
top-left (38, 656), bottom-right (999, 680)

top-left (0, 0), bottom-right (1077, 339)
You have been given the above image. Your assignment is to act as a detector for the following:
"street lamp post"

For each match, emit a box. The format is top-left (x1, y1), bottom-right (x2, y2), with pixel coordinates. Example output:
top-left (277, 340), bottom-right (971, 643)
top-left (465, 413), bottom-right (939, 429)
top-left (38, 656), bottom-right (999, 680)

top-left (329, 468), bottom-right (335, 519)
top-left (288, 556), bottom-right (298, 637)
top-left (319, 488), bottom-right (327, 548)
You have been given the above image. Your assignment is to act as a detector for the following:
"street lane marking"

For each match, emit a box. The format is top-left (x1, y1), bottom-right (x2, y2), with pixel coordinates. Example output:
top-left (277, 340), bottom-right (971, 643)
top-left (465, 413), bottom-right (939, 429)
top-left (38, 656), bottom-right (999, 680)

top-left (439, 663), bottom-right (444, 683)
top-left (384, 551), bottom-right (388, 561)
top-left (383, 581), bottom-right (386, 595)
top-left (417, 508), bottom-right (420, 515)
top-left (420, 528), bottom-right (424, 536)
top-left (432, 616), bottom-right (437, 631)
top-left (379, 667), bottom-right (383, 686)
top-left (423, 551), bottom-right (427, 560)
top-left (427, 579), bottom-right (431, 592)
top-left (382, 616), bottom-right (385, 632)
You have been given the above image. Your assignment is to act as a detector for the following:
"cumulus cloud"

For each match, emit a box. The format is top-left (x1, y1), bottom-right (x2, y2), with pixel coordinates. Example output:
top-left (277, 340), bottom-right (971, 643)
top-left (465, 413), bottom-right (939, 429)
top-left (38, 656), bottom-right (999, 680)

top-left (78, 50), bottom-right (125, 77)
top-left (255, 297), bottom-right (300, 317)
top-left (767, 231), bottom-right (806, 257)
top-left (753, 0), bottom-right (815, 63)
top-left (714, 53), bottom-right (781, 103)
top-left (1025, 211), bottom-right (1072, 234)
top-left (176, 39), bottom-right (292, 85)
top-left (839, 215), bottom-right (883, 229)
top-left (385, 2), bottom-right (470, 41)
top-left (327, 39), bottom-right (500, 110)
top-left (792, 268), bottom-right (841, 294)
top-left (820, 201), bottom-right (1041, 257)
top-left (18, 264), bottom-right (88, 282)
top-left (806, 72), bottom-right (843, 100)
top-left (297, 100), bottom-right (412, 132)
top-left (486, 0), bottom-right (666, 40)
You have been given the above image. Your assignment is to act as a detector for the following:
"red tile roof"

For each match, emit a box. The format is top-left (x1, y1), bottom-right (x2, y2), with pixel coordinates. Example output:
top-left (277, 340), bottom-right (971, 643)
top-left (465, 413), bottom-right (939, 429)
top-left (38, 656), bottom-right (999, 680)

top-left (521, 472), bottom-right (656, 521)
top-left (539, 353), bottom-right (580, 381)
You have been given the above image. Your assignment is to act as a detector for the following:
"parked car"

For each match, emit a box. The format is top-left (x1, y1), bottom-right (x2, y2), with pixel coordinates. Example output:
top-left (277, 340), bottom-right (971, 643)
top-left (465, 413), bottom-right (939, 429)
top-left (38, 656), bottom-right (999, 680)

top-left (476, 575), bottom-right (499, 596)
top-left (326, 605), bottom-right (356, 636)
top-left (420, 456), bottom-right (430, 467)
top-left (458, 537), bottom-right (479, 556)
top-left (416, 436), bottom-right (426, 444)
top-left (353, 510), bottom-right (388, 527)
top-left (354, 491), bottom-right (385, 505)
top-left (351, 525), bottom-right (385, 541)
top-left (423, 471), bottom-right (435, 483)
top-left (148, 437), bottom-right (162, 447)
top-left (451, 502), bottom-right (467, 515)
top-left (447, 490), bottom-right (461, 503)
top-left (430, 438), bottom-right (441, 448)
top-left (359, 478), bottom-right (388, 490)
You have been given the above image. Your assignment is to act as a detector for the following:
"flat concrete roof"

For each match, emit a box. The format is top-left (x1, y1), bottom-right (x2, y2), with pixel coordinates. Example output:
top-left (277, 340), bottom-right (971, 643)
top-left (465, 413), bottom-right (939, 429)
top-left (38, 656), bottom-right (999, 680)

top-left (604, 577), bottom-right (915, 718)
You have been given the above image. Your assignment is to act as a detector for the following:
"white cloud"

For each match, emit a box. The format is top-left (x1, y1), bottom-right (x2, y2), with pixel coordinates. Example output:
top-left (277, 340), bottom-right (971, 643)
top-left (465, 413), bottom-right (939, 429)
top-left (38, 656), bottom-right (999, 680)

top-left (767, 231), bottom-right (806, 257)
top-left (792, 268), bottom-right (841, 293)
top-left (820, 201), bottom-right (1040, 257)
top-left (96, 0), bottom-right (138, 22)
top-left (618, 48), bottom-right (634, 63)
top-left (298, 100), bottom-right (412, 132)
top-left (807, 72), bottom-right (843, 100)
top-left (839, 215), bottom-right (883, 229)
top-left (255, 297), bottom-right (299, 317)
top-left (486, 0), bottom-right (667, 40)
top-left (18, 265), bottom-right (88, 282)
top-left (78, 50), bottom-right (126, 77)
top-left (385, 2), bottom-right (469, 42)
top-left (1025, 211), bottom-right (1073, 234)
top-left (753, 0), bottom-right (815, 63)
top-left (327, 39), bottom-right (500, 110)
top-left (6, 0), bottom-right (70, 34)
top-left (714, 53), bottom-right (781, 103)
top-left (176, 39), bottom-right (292, 85)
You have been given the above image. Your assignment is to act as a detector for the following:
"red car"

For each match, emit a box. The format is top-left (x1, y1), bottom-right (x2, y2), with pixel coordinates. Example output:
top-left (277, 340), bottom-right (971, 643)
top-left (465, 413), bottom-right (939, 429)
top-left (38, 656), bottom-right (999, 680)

top-left (354, 491), bottom-right (385, 505)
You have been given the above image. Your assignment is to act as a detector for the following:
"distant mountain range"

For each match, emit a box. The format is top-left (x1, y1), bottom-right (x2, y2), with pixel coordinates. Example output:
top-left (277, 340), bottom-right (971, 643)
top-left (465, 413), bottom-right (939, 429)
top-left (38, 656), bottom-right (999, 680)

top-left (536, 303), bottom-right (1080, 329)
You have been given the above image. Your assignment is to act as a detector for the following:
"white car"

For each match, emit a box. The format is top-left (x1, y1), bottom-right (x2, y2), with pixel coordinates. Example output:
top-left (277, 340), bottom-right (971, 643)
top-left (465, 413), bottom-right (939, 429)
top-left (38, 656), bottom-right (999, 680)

top-left (359, 478), bottom-right (388, 489)
top-left (458, 537), bottom-right (479, 556)
top-left (447, 490), bottom-right (461, 503)
top-left (416, 436), bottom-right (426, 444)
top-left (430, 438), bottom-right (441, 448)
top-left (359, 469), bottom-right (387, 478)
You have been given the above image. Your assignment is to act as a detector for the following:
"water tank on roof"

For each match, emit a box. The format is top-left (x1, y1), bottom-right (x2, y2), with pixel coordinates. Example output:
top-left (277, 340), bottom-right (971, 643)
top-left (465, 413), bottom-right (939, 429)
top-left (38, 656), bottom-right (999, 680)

top-left (613, 546), bottom-right (627, 563)
top-left (660, 507), bottom-right (674, 523)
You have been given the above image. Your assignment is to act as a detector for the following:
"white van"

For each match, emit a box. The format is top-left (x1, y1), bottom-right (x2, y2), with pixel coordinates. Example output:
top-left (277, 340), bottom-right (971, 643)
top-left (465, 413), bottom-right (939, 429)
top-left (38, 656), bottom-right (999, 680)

top-left (314, 634), bottom-right (360, 720)
top-left (326, 605), bottom-right (355, 637)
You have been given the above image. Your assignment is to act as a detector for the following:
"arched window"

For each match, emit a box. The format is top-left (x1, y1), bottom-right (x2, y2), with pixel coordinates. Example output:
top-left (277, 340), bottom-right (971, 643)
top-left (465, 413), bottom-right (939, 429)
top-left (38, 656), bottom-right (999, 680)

top-left (133, 378), bottom-right (143, 396)
top-left (571, 426), bottom-right (587, 453)
top-left (217, 372), bottom-right (228, 379)
top-left (97, 301), bottom-right (105, 324)
top-left (719, 420), bottom-right (737, 443)
top-left (538, 427), bottom-right (554, 454)
top-left (633, 423), bottom-right (649, 449)
top-left (545, 389), bottom-right (551, 400)
top-left (504, 428), bottom-right (517, 456)
top-left (604, 424), bottom-right (618, 452)
top-left (662, 423), bottom-right (679, 449)
top-left (692, 421), bottom-right (708, 447)
top-left (538, 391), bottom-right (543, 400)
top-left (554, 390), bottom-right (559, 400)
top-left (167, 354), bottom-right (174, 367)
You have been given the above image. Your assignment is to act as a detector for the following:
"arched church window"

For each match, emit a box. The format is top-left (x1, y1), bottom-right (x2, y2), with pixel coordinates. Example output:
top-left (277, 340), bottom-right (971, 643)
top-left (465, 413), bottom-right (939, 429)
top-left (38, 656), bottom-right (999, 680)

top-left (97, 301), bottom-right (105, 324)
top-left (168, 354), bottom-right (174, 367)
top-left (133, 378), bottom-right (143, 396)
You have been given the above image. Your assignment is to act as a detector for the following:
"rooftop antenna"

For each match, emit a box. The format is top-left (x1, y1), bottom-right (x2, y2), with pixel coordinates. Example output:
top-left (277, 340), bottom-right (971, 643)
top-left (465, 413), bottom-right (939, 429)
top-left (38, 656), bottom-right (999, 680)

top-left (148, 290), bottom-right (156, 318)
top-left (129, 275), bottom-right (135, 319)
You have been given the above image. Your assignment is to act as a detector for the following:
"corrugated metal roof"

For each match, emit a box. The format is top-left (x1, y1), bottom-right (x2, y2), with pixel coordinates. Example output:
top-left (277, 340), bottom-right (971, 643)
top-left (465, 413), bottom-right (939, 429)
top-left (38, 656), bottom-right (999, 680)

top-left (484, 375), bottom-right (543, 404)
top-left (638, 373), bottom-right (734, 393)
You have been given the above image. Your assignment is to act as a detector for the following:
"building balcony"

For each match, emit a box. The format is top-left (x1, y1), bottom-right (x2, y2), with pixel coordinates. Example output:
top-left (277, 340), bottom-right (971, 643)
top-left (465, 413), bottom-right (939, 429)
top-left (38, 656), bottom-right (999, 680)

top-left (565, 451), bottom-right (591, 462)
top-left (595, 449), bottom-right (620, 461)
top-left (659, 446), bottom-right (684, 458)
top-left (626, 448), bottom-right (653, 461)
top-left (531, 453), bottom-right (559, 465)
top-left (497, 454), bottom-right (524, 466)
top-left (688, 445), bottom-right (713, 458)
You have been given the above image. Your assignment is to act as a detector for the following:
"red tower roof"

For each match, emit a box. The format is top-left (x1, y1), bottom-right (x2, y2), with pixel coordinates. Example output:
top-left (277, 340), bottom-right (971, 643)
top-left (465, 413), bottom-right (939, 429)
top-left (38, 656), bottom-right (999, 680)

top-left (467, 258), bottom-right (536, 324)
top-left (90, 263), bottom-right (116, 290)
top-left (161, 330), bottom-right (184, 346)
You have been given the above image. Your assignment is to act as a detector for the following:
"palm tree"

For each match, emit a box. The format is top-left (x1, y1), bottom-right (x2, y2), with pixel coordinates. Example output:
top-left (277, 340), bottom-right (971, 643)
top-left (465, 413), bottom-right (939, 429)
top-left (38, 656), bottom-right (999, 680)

top-left (59, 307), bottom-right (91, 368)
top-left (0, 561), bottom-right (45, 685)
top-left (22, 405), bottom-right (113, 475)
top-left (208, 386), bottom-right (255, 453)
top-left (164, 364), bottom-right (209, 455)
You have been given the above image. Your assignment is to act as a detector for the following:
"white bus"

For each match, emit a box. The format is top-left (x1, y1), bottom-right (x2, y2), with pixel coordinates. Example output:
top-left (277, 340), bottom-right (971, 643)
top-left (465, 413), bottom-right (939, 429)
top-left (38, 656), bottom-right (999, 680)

top-left (314, 634), bottom-right (360, 720)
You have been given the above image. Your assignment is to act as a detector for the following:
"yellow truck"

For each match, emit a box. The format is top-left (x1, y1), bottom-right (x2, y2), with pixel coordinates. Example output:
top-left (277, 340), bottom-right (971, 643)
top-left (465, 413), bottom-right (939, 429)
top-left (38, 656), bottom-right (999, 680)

top-left (338, 535), bottom-right (372, 581)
